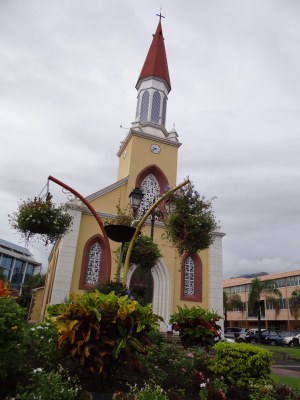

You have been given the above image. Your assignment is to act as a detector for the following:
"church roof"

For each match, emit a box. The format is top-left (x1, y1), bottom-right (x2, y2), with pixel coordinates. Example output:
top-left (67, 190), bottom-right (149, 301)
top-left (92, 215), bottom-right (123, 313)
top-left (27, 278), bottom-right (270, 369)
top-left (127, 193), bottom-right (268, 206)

top-left (136, 20), bottom-right (171, 91)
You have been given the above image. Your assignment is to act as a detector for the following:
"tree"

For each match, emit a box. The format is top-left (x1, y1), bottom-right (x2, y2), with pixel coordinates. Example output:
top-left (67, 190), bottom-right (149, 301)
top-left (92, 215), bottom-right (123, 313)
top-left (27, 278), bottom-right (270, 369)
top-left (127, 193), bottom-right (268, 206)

top-left (248, 277), bottom-right (282, 342)
top-left (18, 273), bottom-right (46, 310)
top-left (289, 289), bottom-right (300, 320)
top-left (223, 292), bottom-right (243, 329)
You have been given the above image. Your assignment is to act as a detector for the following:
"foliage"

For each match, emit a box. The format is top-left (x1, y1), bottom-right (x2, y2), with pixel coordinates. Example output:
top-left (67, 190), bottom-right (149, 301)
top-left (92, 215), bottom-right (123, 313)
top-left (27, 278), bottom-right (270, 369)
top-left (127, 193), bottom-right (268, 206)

top-left (209, 342), bottom-right (273, 390)
top-left (106, 202), bottom-right (134, 227)
top-left (122, 235), bottom-right (162, 270)
top-left (91, 282), bottom-right (148, 307)
top-left (289, 289), bottom-right (300, 320)
top-left (199, 378), bottom-right (227, 400)
top-left (48, 290), bottom-right (162, 389)
top-left (163, 182), bottom-right (219, 255)
top-left (113, 382), bottom-right (169, 400)
top-left (170, 305), bottom-right (222, 348)
top-left (9, 193), bottom-right (73, 246)
top-left (248, 278), bottom-right (282, 316)
top-left (249, 382), bottom-right (300, 400)
top-left (15, 366), bottom-right (81, 400)
top-left (140, 341), bottom-right (209, 397)
top-left (18, 273), bottom-right (46, 309)
top-left (0, 296), bottom-right (26, 396)
top-left (0, 277), bottom-right (17, 297)
top-left (223, 291), bottom-right (243, 328)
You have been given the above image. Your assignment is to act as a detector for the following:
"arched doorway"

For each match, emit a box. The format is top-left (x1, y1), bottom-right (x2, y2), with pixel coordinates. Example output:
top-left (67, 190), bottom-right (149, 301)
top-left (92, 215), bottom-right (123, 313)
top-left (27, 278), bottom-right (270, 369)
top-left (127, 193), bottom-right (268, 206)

top-left (129, 266), bottom-right (153, 304)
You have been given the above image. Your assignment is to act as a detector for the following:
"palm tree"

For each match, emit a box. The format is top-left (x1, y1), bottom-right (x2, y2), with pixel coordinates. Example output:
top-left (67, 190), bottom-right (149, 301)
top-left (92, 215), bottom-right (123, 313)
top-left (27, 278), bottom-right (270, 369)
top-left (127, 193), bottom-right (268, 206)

top-left (289, 289), bottom-right (300, 320)
top-left (223, 291), bottom-right (243, 329)
top-left (248, 277), bottom-right (282, 342)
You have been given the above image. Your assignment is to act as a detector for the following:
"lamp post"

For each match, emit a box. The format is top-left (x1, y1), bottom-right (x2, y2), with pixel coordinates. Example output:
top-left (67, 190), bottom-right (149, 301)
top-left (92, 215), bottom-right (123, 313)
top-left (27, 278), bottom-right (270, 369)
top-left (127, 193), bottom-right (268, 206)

top-left (129, 187), bottom-right (144, 219)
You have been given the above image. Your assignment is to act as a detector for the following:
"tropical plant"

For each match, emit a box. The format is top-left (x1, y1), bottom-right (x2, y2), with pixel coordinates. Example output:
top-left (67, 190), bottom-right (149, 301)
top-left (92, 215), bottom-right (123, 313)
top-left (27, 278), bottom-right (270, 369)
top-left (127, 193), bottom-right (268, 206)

top-left (289, 289), bottom-right (300, 320)
top-left (121, 235), bottom-right (162, 270)
top-left (9, 193), bottom-right (73, 246)
top-left (48, 290), bottom-right (162, 389)
top-left (248, 277), bottom-right (282, 342)
top-left (223, 291), bottom-right (243, 328)
top-left (163, 182), bottom-right (219, 255)
top-left (0, 277), bottom-right (17, 297)
top-left (170, 305), bottom-right (222, 348)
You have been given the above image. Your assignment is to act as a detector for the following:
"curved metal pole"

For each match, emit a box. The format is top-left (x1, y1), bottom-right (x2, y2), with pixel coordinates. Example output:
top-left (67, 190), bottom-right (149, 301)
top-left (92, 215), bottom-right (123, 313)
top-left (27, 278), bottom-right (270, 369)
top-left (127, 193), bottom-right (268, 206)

top-left (122, 178), bottom-right (190, 287)
top-left (48, 175), bottom-right (111, 271)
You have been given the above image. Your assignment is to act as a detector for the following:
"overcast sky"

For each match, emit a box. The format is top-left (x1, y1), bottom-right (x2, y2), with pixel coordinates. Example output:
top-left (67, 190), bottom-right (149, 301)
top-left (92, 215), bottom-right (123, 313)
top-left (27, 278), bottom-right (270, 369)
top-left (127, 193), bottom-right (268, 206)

top-left (1, 0), bottom-right (300, 278)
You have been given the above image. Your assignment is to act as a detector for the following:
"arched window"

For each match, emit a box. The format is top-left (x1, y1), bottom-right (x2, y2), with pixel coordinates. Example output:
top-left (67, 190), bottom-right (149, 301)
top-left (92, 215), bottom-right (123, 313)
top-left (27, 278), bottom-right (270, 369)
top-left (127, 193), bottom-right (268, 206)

top-left (138, 173), bottom-right (160, 217)
top-left (151, 91), bottom-right (161, 124)
top-left (80, 235), bottom-right (110, 290)
top-left (161, 96), bottom-right (167, 126)
top-left (181, 253), bottom-right (202, 302)
top-left (140, 90), bottom-right (149, 121)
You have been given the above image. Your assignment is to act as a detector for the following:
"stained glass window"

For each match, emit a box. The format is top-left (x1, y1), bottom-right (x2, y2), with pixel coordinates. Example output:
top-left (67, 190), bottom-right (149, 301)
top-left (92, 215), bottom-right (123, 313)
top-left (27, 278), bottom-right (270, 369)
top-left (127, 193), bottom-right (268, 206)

top-left (85, 242), bottom-right (102, 285)
top-left (184, 256), bottom-right (195, 296)
top-left (138, 174), bottom-right (160, 217)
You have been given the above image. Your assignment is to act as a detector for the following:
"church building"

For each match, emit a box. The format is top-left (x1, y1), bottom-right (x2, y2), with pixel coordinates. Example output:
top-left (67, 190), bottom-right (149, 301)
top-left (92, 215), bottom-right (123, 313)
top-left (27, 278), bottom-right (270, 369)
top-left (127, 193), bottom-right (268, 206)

top-left (40, 18), bottom-right (224, 329)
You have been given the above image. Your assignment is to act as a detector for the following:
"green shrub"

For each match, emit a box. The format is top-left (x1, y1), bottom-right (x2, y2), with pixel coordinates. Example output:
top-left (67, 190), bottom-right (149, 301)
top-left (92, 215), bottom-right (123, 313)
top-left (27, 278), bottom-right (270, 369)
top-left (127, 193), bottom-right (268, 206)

top-left (209, 342), bottom-right (273, 390)
top-left (0, 297), bottom-right (26, 389)
top-left (113, 382), bottom-right (169, 400)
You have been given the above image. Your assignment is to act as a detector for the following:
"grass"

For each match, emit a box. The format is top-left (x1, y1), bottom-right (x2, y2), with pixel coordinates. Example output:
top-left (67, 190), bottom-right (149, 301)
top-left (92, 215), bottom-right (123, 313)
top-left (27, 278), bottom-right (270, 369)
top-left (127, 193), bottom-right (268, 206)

top-left (271, 373), bottom-right (300, 389)
top-left (258, 344), bottom-right (300, 360)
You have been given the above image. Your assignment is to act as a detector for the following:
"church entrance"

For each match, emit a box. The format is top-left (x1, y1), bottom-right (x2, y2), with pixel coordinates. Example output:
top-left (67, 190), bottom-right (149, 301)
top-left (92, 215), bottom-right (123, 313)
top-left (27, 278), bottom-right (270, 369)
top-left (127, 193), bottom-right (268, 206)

top-left (129, 266), bottom-right (153, 304)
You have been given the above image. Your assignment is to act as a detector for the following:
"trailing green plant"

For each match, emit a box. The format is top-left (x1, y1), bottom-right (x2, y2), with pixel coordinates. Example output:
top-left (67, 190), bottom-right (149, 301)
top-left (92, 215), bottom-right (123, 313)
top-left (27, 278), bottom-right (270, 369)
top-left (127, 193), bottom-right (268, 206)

top-left (121, 235), bottom-right (162, 270)
top-left (170, 305), bottom-right (222, 348)
top-left (48, 290), bottom-right (162, 389)
top-left (9, 193), bottom-right (73, 246)
top-left (15, 366), bottom-right (81, 400)
top-left (209, 342), bottom-right (273, 390)
top-left (163, 182), bottom-right (219, 255)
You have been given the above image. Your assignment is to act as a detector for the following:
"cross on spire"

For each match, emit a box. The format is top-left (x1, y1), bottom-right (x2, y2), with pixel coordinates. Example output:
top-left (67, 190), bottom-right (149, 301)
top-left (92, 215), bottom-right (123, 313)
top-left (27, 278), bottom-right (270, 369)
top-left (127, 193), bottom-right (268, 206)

top-left (156, 7), bottom-right (165, 22)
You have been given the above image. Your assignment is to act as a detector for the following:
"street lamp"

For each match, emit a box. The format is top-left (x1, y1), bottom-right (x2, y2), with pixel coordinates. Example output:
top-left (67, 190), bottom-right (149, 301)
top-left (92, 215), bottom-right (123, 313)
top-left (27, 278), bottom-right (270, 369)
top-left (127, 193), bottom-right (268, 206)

top-left (129, 187), bottom-right (144, 219)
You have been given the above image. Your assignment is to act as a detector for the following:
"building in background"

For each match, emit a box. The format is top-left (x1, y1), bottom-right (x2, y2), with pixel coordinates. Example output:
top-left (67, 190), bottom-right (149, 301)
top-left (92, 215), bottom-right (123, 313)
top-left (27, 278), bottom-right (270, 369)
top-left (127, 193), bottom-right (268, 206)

top-left (223, 269), bottom-right (300, 331)
top-left (0, 238), bottom-right (41, 291)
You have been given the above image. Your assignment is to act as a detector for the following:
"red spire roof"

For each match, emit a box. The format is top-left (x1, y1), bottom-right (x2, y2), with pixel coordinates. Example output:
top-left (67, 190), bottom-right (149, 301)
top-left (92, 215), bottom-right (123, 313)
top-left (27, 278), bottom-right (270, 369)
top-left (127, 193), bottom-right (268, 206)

top-left (136, 21), bottom-right (171, 91)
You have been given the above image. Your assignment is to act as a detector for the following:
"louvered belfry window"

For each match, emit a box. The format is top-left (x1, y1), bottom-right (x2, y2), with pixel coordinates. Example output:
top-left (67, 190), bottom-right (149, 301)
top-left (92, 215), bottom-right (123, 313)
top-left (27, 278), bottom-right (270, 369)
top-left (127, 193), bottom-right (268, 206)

top-left (184, 256), bottom-right (195, 296)
top-left (85, 242), bottom-right (102, 285)
top-left (151, 91), bottom-right (161, 124)
top-left (161, 96), bottom-right (167, 126)
top-left (138, 174), bottom-right (160, 217)
top-left (140, 90), bottom-right (150, 121)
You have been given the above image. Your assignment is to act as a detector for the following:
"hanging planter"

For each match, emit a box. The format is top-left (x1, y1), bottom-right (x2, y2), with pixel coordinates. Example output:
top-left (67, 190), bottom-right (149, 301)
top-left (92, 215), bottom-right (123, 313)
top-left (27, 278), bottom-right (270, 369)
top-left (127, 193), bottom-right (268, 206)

top-left (121, 235), bottom-right (162, 270)
top-left (9, 193), bottom-right (73, 246)
top-left (163, 181), bottom-right (219, 255)
top-left (104, 224), bottom-right (136, 243)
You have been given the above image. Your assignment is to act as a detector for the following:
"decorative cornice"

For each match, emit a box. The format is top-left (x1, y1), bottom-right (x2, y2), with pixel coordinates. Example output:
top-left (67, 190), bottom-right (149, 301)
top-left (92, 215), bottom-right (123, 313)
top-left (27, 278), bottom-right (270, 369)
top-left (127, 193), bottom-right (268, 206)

top-left (86, 177), bottom-right (128, 201)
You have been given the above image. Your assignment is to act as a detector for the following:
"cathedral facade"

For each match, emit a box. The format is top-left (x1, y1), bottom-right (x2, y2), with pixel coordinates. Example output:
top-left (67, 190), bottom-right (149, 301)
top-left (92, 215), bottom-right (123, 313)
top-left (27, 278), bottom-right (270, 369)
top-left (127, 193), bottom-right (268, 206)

top-left (40, 19), bottom-right (224, 329)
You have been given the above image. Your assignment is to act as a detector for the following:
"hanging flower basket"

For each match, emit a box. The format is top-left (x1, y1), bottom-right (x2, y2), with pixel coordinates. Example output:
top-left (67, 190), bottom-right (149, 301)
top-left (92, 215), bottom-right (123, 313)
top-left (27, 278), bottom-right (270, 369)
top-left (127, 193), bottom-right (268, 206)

top-left (9, 193), bottom-right (73, 246)
top-left (164, 181), bottom-right (219, 255)
top-left (104, 224), bottom-right (137, 243)
top-left (121, 235), bottom-right (162, 270)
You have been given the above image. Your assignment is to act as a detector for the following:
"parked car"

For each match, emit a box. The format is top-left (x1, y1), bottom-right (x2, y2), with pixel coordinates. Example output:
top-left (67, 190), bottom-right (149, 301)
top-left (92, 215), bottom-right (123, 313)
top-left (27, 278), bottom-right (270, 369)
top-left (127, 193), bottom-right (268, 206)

top-left (283, 332), bottom-right (300, 347)
top-left (262, 331), bottom-right (292, 346)
top-left (224, 327), bottom-right (248, 341)
top-left (243, 329), bottom-right (267, 343)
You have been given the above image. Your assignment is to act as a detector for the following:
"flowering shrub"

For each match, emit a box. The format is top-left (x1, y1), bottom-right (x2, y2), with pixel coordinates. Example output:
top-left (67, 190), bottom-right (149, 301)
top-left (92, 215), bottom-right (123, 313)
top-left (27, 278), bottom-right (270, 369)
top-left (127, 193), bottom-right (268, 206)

top-left (9, 193), bottom-right (73, 245)
top-left (199, 378), bottom-right (227, 400)
top-left (249, 382), bottom-right (300, 400)
top-left (164, 182), bottom-right (219, 255)
top-left (170, 305), bottom-right (222, 348)
top-left (15, 366), bottom-right (81, 400)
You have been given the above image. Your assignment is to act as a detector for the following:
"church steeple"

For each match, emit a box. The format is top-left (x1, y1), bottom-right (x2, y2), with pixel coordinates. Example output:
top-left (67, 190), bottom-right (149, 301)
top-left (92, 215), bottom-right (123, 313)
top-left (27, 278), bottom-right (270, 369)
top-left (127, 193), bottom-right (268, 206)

top-left (136, 21), bottom-right (171, 92)
top-left (132, 18), bottom-right (173, 138)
